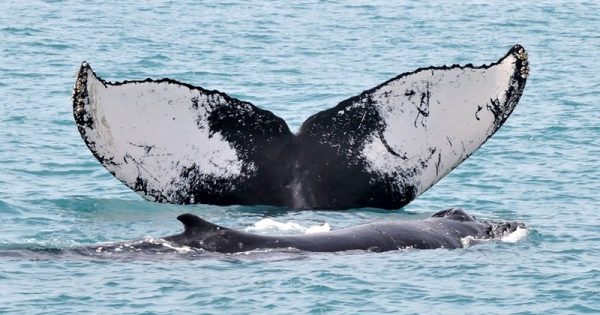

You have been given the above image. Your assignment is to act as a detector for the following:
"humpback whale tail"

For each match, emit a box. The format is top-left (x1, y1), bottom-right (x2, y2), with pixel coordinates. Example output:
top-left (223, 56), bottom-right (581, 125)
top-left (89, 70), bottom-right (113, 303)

top-left (73, 45), bottom-right (528, 210)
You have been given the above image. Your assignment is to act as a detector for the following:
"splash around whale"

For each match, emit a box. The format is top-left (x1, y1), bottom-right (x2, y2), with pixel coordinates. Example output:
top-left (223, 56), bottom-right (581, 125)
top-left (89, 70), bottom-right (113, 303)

top-left (73, 45), bottom-right (529, 210)
top-left (80, 208), bottom-right (525, 255)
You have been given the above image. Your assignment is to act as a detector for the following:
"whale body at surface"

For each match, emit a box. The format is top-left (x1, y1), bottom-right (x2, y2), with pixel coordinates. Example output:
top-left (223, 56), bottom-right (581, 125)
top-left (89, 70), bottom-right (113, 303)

top-left (73, 45), bottom-right (528, 209)
top-left (85, 208), bottom-right (525, 254)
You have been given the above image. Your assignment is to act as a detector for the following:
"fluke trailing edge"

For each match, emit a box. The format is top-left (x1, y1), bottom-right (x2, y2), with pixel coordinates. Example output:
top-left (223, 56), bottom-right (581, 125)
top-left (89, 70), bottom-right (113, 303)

top-left (86, 208), bottom-right (525, 254)
top-left (73, 45), bottom-right (528, 209)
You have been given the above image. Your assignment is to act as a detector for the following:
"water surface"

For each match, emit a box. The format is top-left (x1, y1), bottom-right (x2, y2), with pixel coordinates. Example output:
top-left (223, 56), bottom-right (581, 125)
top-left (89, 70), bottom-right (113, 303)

top-left (1, 1), bottom-right (599, 314)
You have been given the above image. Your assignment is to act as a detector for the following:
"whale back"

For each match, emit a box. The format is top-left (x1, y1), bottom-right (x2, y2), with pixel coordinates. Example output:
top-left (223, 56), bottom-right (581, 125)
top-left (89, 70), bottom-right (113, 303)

top-left (167, 210), bottom-right (518, 252)
top-left (431, 208), bottom-right (476, 222)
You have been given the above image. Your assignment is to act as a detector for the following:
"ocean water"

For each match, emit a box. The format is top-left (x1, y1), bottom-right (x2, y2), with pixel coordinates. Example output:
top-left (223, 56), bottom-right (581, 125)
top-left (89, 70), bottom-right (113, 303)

top-left (1, 1), bottom-right (599, 314)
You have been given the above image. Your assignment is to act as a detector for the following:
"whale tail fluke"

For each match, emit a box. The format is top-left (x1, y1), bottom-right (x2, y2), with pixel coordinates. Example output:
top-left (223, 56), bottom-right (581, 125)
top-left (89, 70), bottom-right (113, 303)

top-left (73, 45), bottom-right (528, 210)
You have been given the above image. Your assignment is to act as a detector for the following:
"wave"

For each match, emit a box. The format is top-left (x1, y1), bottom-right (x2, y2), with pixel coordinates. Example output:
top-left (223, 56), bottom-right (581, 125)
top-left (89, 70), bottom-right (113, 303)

top-left (244, 218), bottom-right (330, 234)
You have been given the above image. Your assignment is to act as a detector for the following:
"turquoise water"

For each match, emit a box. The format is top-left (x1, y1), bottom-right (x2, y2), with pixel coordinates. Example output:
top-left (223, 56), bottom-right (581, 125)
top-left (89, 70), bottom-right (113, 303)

top-left (1, 1), bottom-right (599, 313)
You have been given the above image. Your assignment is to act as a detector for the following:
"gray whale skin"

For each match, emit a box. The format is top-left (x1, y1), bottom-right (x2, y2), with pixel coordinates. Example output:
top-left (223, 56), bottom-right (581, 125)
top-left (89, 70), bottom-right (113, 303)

top-left (91, 208), bottom-right (524, 254)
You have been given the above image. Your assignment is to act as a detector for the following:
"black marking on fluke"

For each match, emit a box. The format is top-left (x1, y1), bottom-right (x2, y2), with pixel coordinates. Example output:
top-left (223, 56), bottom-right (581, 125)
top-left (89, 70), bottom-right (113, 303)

top-left (72, 45), bottom-right (529, 210)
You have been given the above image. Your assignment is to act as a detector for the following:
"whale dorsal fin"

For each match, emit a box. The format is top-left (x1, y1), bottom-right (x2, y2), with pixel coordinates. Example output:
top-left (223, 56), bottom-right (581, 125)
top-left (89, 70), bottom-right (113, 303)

top-left (176, 213), bottom-right (224, 233)
top-left (431, 208), bottom-right (475, 222)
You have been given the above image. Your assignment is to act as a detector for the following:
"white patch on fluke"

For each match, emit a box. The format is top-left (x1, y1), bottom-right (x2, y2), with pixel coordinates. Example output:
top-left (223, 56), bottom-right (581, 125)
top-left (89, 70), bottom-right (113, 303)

top-left (361, 54), bottom-right (519, 194)
top-left (81, 69), bottom-right (250, 201)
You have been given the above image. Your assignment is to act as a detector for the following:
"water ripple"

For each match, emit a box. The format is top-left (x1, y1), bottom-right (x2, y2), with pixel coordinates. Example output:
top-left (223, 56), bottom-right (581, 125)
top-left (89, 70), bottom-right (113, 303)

top-left (1, 1), bottom-right (599, 314)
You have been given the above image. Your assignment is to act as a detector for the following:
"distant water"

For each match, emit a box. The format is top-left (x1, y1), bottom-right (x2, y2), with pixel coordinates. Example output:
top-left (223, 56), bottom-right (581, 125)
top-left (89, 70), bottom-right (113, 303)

top-left (1, 1), bottom-right (599, 314)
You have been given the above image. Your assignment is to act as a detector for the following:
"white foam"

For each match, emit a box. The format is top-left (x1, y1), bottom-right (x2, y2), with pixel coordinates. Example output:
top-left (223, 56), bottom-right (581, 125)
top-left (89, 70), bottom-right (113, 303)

top-left (460, 235), bottom-right (484, 248)
top-left (304, 223), bottom-right (331, 234)
top-left (500, 226), bottom-right (528, 243)
top-left (461, 226), bottom-right (529, 247)
top-left (160, 241), bottom-right (193, 253)
top-left (244, 218), bottom-right (331, 234)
